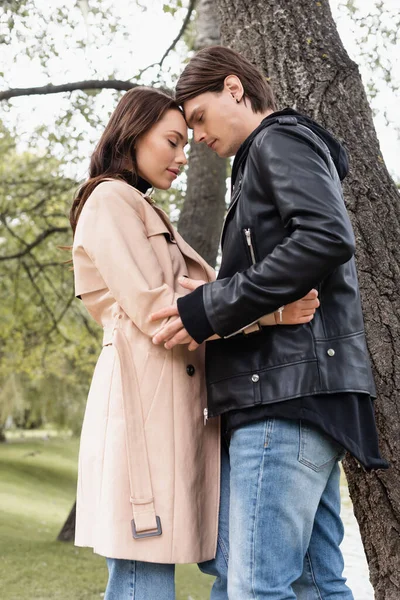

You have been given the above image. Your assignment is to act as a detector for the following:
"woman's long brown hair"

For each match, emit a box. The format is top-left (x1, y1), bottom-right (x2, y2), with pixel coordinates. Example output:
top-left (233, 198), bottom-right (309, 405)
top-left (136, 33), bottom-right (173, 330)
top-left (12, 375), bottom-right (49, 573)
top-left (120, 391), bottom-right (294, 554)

top-left (70, 87), bottom-right (180, 234)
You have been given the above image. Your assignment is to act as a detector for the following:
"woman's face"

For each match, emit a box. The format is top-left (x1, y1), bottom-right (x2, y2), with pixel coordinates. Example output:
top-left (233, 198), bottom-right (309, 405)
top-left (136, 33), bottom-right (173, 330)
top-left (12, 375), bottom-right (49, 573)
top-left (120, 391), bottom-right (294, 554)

top-left (135, 108), bottom-right (188, 190)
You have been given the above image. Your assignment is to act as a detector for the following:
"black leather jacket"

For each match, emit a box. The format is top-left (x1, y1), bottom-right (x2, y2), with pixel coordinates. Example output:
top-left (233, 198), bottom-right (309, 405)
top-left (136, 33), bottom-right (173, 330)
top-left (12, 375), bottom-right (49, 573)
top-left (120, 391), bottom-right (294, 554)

top-left (178, 113), bottom-right (376, 417)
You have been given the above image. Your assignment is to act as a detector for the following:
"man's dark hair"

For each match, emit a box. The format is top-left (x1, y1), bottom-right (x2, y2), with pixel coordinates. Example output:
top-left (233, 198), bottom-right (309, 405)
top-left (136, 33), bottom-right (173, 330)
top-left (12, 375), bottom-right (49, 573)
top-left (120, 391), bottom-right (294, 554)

top-left (176, 46), bottom-right (276, 113)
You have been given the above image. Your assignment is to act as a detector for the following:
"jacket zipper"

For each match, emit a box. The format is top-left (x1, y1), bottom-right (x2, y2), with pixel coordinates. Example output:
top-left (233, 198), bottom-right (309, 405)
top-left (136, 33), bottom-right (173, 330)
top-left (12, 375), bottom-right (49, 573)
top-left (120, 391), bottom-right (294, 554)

top-left (244, 228), bottom-right (256, 264)
top-left (203, 408), bottom-right (208, 426)
top-left (244, 228), bottom-right (284, 323)
top-left (223, 227), bottom-right (260, 339)
top-left (219, 176), bottom-right (243, 249)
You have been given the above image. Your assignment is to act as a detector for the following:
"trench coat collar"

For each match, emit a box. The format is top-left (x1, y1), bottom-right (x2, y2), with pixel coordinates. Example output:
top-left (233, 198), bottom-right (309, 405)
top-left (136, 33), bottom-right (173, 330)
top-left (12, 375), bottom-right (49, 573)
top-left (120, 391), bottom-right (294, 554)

top-left (132, 186), bottom-right (215, 282)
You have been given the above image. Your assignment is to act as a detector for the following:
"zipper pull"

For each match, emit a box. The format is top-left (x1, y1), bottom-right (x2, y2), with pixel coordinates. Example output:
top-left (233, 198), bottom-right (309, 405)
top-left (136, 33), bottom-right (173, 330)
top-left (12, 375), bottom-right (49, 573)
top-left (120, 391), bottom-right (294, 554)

top-left (203, 408), bottom-right (208, 426)
top-left (278, 306), bottom-right (284, 323)
top-left (244, 228), bottom-right (256, 264)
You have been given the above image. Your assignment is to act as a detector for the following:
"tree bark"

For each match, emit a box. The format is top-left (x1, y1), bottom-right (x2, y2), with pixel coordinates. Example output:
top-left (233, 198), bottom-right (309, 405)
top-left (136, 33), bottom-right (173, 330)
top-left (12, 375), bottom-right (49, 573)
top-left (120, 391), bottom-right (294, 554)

top-left (216, 1), bottom-right (399, 597)
top-left (178, 0), bottom-right (228, 267)
top-left (57, 501), bottom-right (76, 542)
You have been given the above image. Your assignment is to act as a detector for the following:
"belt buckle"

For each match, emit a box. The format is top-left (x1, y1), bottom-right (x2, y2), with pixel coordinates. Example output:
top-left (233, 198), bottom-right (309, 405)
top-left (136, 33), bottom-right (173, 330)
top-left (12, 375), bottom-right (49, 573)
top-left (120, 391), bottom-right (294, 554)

top-left (131, 516), bottom-right (162, 539)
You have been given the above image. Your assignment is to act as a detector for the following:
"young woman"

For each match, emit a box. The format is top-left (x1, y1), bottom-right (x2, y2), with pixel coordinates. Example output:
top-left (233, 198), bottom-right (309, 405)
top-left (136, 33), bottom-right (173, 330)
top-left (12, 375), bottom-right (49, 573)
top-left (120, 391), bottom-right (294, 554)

top-left (70, 86), bottom-right (319, 599)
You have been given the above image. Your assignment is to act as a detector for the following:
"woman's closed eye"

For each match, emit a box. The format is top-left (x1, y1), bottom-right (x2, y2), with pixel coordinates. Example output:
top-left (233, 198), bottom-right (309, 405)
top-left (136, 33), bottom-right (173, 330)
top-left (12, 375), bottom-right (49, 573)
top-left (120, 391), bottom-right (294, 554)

top-left (168, 139), bottom-right (178, 148)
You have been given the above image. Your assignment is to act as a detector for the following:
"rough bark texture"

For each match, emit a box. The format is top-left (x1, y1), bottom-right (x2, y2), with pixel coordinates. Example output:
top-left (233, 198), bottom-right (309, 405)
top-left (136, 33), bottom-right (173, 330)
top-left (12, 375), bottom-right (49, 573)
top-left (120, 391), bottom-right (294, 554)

top-left (216, 1), bottom-right (400, 597)
top-left (57, 501), bottom-right (76, 542)
top-left (178, 0), bottom-right (228, 268)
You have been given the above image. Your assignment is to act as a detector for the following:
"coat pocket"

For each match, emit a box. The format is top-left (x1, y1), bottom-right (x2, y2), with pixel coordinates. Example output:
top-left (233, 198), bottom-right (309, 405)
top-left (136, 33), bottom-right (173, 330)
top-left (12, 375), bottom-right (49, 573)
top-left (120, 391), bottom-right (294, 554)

top-left (138, 350), bottom-right (168, 424)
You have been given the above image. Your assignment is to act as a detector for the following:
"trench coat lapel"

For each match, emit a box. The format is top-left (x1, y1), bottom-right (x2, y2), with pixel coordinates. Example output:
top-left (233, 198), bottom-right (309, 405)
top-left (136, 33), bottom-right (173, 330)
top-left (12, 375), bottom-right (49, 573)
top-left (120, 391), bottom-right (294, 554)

top-left (142, 194), bottom-right (215, 282)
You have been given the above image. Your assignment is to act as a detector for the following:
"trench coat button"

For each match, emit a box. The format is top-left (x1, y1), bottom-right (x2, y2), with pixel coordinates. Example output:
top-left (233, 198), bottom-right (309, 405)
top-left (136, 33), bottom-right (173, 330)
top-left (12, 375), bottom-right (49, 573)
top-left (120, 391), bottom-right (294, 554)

top-left (327, 348), bottom-right (335, 357)
top-left (251, 374), bottom-right (260, 383)
top-left (186, 364), bottom-right (195, 377)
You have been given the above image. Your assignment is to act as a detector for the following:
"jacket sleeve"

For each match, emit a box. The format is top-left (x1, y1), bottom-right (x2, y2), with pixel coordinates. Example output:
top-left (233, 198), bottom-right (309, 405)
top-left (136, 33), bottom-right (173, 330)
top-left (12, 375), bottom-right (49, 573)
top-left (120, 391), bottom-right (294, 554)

top-left (75, 184), bottom-right (181, 337)
top-left (178, 124), bottom-right (355, 343)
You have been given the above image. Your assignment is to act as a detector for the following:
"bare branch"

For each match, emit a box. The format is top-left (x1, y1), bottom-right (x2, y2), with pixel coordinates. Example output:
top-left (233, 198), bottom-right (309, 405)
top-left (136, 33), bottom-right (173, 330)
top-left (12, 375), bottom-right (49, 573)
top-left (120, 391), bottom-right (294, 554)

top-left (161, 0), bottom-right (197, 66)
top-left (0, 80), bottom-right (138, 101)
top-left (0, 226), bottom-right (69, 260)
top-left (138, 0), bottom-right (197, 79)
top-left (44, 292), bottom-right (75, 340)
top-left (0, 0), bottom-right (197, 102)
top-left (1, 215), bottom-right (29, 247)
top-left (21, 261), bottom-right (72, 344)
top-left (31, 261), bottom-right (66, 270)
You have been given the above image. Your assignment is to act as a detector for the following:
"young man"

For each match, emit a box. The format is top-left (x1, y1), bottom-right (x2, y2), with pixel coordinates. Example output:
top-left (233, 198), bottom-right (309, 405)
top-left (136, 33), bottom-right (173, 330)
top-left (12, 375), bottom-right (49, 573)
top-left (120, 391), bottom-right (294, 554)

top-left (151, 46), bottom-right (388, 599)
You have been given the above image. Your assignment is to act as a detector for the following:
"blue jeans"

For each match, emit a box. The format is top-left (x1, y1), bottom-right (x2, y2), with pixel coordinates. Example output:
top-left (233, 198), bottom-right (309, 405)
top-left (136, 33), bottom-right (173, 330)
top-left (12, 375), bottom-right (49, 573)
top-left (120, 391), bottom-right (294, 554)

top-left (104, 439), bottom-right (230, 599)
top-left (228, 418), bottom-right (353, 600)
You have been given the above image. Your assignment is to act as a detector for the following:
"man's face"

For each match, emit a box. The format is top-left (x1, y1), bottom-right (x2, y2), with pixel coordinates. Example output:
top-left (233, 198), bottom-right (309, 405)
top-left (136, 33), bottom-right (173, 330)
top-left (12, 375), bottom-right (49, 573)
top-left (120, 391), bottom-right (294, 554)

top-left (183, 88), bottom-right (250, 158)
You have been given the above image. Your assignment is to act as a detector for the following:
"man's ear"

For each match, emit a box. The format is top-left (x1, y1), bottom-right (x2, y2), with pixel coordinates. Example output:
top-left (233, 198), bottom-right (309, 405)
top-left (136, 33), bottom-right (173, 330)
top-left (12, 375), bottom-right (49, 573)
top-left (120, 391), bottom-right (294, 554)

top-left (224, 75), bottom-right (244, 102)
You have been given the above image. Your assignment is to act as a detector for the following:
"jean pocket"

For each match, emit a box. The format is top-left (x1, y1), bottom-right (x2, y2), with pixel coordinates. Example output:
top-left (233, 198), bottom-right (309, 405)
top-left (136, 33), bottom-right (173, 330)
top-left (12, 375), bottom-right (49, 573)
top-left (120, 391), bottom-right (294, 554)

top-left (298, 421), bottom-right (344, 472)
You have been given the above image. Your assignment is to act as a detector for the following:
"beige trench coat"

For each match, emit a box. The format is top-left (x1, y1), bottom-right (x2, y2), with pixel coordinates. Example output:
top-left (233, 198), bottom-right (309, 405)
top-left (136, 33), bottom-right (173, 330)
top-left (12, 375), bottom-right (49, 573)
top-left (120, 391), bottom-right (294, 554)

top-left (72, 179), bottom-right (221, 563)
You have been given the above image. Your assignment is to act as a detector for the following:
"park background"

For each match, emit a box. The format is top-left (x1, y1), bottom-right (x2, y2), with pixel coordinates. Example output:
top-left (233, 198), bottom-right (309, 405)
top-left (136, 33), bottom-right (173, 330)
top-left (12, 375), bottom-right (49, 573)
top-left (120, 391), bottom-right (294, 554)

top-left (0, 0), bottom-right (399, 598)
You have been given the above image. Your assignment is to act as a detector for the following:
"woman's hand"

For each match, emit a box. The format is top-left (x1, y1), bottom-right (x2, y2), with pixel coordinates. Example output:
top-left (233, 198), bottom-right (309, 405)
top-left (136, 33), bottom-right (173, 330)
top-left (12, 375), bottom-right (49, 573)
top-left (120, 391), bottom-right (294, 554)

top-left (149, 282), bottom-right (320, 352)
top-left (149, 277), bottom-right (205, 350)
top-left (178, 276), bottom-right (206, 291)
top-left (275, 289), bottom-right (319, 325)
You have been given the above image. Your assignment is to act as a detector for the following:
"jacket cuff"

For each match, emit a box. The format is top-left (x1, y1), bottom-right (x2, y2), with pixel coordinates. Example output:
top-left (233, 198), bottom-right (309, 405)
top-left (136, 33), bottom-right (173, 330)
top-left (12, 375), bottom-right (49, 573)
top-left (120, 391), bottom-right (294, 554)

top-left (177, 285), bottom-right (215, 344)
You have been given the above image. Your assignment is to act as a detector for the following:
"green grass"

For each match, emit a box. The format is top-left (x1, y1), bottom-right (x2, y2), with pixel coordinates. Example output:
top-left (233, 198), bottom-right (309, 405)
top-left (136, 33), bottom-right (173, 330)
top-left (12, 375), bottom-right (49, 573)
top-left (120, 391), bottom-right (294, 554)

top-left (0, 433), bottom-right (214, 600)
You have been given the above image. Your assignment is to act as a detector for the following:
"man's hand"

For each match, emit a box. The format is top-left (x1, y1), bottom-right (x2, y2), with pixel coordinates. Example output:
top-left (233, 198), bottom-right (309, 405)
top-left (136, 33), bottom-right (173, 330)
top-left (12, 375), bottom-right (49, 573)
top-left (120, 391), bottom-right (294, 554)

top-left (276, 289), bottom-right (320, 324)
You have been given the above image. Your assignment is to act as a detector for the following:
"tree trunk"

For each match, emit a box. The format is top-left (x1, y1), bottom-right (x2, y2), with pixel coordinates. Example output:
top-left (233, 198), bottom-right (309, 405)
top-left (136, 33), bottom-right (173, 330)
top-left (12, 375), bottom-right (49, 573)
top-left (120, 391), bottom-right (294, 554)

top-left (178, 0), bottom-right (228, 267)
top-left (216, 1), bottom-right (399, 597)
top-left (57, 501), bottom-right (76, 542)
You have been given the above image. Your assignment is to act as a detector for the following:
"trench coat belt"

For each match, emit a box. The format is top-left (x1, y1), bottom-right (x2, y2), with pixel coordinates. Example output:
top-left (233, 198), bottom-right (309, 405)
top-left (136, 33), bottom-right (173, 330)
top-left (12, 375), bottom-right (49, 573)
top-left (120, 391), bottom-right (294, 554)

top-left (103, 325), bottom-right (162, 539)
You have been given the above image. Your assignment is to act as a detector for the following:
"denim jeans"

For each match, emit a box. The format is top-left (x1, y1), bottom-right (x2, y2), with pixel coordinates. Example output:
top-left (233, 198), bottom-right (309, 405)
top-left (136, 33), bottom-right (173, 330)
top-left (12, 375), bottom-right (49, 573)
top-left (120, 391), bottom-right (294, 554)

top-left (104, 439), bottom-right (230, 600)
top-left (228, 418), bottom-right (353, 600)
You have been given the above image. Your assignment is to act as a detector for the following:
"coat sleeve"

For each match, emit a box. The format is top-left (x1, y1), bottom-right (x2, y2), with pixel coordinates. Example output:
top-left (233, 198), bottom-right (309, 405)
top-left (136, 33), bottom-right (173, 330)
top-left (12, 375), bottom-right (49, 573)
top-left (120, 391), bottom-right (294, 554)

top-left (178, 124), bottom-right (355, 343)
top-left (75, 183), bottom-right (181, 337)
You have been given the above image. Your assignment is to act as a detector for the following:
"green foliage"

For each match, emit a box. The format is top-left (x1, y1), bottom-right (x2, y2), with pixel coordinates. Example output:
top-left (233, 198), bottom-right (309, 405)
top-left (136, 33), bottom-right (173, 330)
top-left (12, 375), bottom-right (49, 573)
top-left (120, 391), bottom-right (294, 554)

top-left (163, 0), bottom-right (184, 15)
top-left (0, 120), bottom-right (101, 433)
